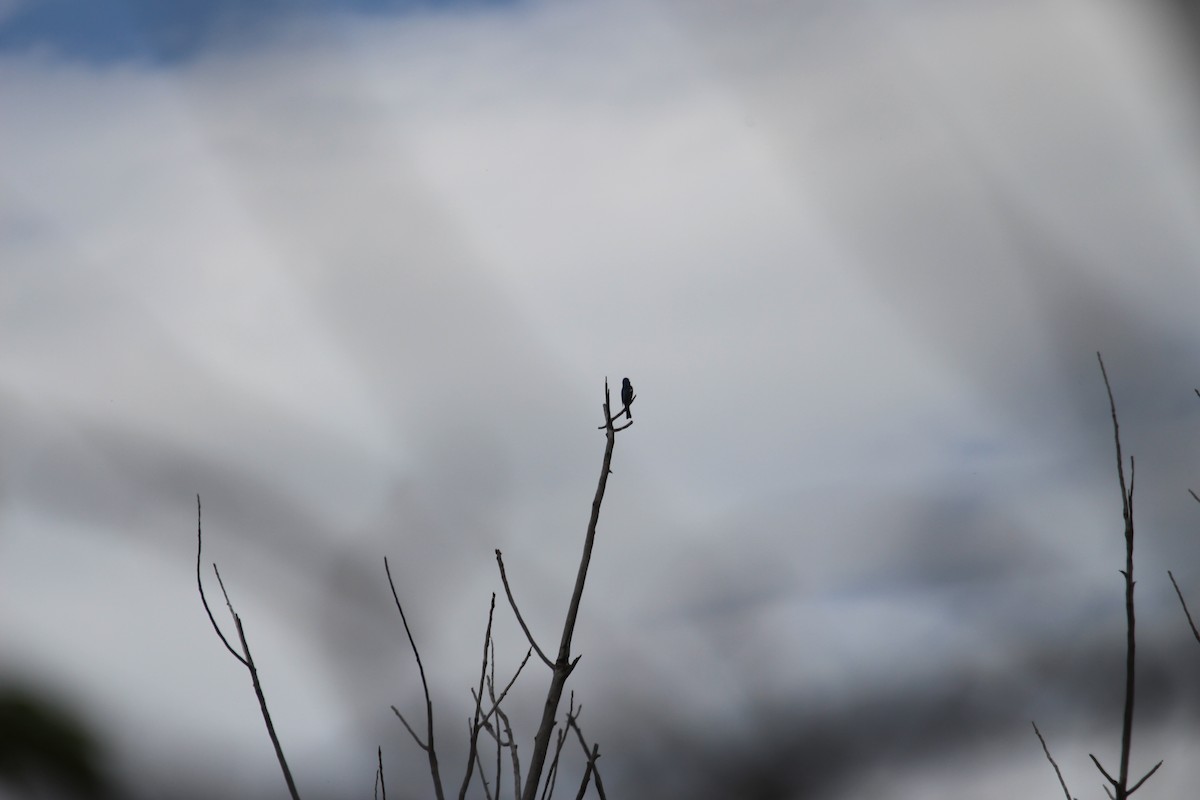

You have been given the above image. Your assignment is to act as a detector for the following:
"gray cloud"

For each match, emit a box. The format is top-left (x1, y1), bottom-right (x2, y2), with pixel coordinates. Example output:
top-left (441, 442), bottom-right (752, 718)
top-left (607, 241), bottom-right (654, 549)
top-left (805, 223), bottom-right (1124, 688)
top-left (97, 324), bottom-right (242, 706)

top-left (3, 1), bottom-right (1200, 798)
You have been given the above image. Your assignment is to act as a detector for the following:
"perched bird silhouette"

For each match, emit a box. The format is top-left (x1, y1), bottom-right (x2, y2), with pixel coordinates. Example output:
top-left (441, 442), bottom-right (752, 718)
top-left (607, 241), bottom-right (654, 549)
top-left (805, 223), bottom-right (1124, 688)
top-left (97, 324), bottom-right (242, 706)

top-left (621, 377), bottom-right (634, 419)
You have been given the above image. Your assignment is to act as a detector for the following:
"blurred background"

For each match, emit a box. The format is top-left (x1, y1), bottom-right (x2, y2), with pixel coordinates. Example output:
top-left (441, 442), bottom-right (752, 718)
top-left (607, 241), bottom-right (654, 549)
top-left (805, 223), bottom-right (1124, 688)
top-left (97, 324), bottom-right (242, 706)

top-left (3, 0), bottom-right (1200, 797)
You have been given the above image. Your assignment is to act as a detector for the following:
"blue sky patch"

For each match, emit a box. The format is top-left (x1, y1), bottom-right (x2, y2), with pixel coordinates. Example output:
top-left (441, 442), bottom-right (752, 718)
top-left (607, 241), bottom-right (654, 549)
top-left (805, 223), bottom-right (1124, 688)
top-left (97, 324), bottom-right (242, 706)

top-left (0, 0), bottom-right (519, 64)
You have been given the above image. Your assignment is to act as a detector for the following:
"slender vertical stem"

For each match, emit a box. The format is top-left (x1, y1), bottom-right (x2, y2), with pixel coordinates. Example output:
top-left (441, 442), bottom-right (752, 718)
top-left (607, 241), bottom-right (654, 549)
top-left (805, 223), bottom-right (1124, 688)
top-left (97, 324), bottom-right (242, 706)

top-left (521, 385), bottom-right (621, 800)
top-left (1098, 352), bottom-right (1136, 800)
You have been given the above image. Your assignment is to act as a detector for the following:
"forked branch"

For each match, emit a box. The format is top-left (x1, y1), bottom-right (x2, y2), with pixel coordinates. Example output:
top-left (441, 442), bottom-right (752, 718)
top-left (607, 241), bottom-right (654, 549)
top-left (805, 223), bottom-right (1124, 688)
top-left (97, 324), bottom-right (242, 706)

top-left (195, 495), bottom-right (302, 800)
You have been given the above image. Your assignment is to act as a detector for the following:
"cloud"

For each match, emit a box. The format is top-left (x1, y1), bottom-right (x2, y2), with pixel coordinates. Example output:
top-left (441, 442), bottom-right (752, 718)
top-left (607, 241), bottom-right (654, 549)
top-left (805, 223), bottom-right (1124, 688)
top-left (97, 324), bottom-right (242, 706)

top-left (3, 1), bottom-right (1200, 797)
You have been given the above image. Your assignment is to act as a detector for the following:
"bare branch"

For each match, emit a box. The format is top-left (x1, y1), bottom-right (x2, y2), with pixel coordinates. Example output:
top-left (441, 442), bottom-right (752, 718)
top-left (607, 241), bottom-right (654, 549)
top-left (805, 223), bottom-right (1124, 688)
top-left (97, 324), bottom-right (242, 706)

top-left (457, 594), bottom-right (497, 800)
top-left (385, 557), bottom-right (446, 800)
top-left (1168, 571), bottom-right (1200, 644)
top-left (228, 601), bottom-right (302, 800)
top-left (565, 704), bottom-right (605, 800)
top-left (523, 380), bottom-right (625, 800)
top-left (1097, 353), bottom-right (1132, 527)
top-left (572, 750), bottom-right (595, 800)
top-left (580, 744), bottom-right (603, 800)
top-left (541, 727), bottom-right (569, 800)
top-left (391, 706), bottom-right (427, 749)
top-left (468, 733), bottom-right (495, 800)
top-left (1097, 351), bottom-right (1146, 799)
top-left (595, 378), bottom-right (635, 432)
top-left (1090, 753), bottom-right (1117, 787)
top-left (1031, 722), bottom-right (1073, 800)
top-left (1128, 761), bottom-right (1163, 795)
top-left (495, 550), bottom-right (553, 668)
top-left (488, 640), bottom-right (501, 800)
top-left (473, 695), bottom-right (506, 796)
top-left (478, 648), bottom-right (533, 726)
top-left (196, 496), bottom-right (302, 800)
top-left (195, 496), bottom-right (246, 666)
top-left (375, 747), bottom-right (386, 800)
top-left (495, 703), bottom-right (521, 800)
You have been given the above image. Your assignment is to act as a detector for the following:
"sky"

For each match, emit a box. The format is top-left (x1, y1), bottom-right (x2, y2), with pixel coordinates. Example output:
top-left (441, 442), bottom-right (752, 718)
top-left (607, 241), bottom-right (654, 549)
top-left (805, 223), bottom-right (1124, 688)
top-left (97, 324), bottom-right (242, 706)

top-left (4, 0), bottom-right (1200, 798)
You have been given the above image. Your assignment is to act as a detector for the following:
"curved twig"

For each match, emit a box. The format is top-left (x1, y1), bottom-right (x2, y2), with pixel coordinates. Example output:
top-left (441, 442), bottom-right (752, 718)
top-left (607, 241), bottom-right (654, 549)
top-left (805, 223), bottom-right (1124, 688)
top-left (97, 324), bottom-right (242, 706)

top-left (495, 551), bottom-right (553, 668)
top-left (385, 557), bottom-right (446, 800)
top-left (195, 496), bottom-right (301, 800)
top-left (195, 496), bottom-right (245, 666)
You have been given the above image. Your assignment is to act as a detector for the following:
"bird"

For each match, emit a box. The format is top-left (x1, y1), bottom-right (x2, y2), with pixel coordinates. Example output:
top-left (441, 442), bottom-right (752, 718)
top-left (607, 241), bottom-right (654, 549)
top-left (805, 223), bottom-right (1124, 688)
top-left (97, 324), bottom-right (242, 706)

top-left (621, 377), bottom-right (634, 419)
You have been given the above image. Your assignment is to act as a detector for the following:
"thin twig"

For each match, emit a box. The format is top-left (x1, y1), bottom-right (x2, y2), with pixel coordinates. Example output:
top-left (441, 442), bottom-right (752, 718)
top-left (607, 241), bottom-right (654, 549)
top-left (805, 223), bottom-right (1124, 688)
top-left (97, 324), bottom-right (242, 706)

top-left (1168, 571), bottom-right (1200, 643)
top-left (480, 639), bottom-right (522, 800)
top-left (475, 745), bottom-right (496, 800)
top-left (195, 496), bottom-right (246, 666)
top-left (573, 751), bottom-right (595, 800)
top-left (597, 388), bottom-right (635, 431)
top-left (1096, 352), bottom-right (1153, 800)
top-left (473, 694), bottom-right (504, 795)
top-left (385, 557), bottom-right (446, 800)
top-left (542, 693), bottom-right (586, 800)
top-left (196, 497), bottom-right (302, 800)
top-left (489, 640), bottom-right (502, 800)
top-left (541, 728), bottom-right (568, 800)
top-left (482, 648), bottom-right (533, 723)
top-left (566, 706), bottom-right (605, 800)
top-left (1091, 752), bottom-right (1117, 787)
top-left (1128, 761), bottom-right (1163, 795)
top-left (457, 594), bottom-right (497, 800)
top-left (495, 551), bottom-right (553, 668)
top-left (391, 706), bottom-right (426, 748)
top-left (375, 746), bottom-right (386, 800)
top-left (495, 703), bottom-right (521, 800)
